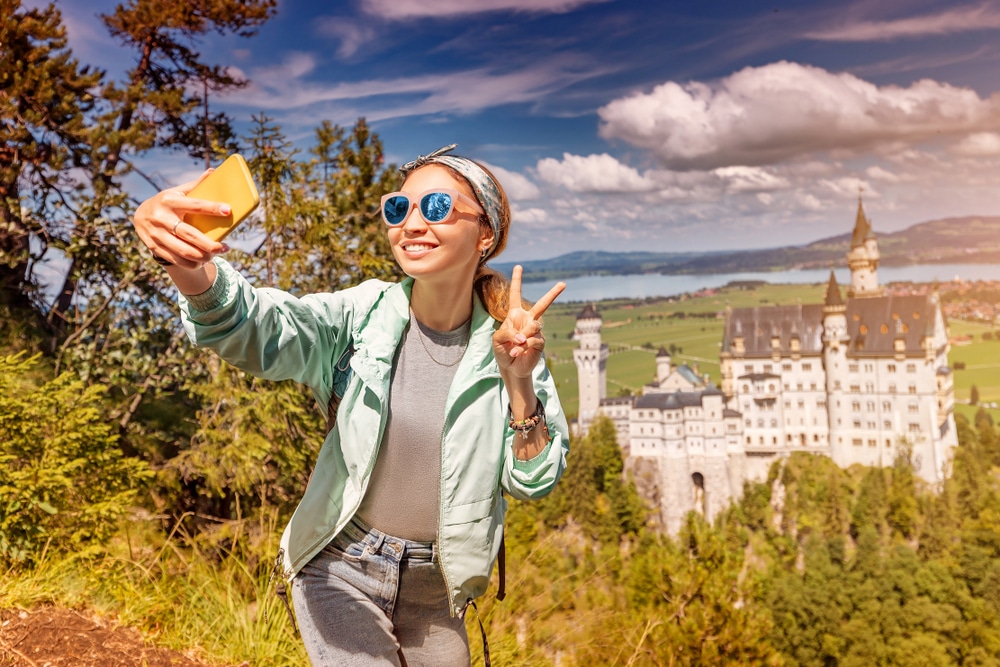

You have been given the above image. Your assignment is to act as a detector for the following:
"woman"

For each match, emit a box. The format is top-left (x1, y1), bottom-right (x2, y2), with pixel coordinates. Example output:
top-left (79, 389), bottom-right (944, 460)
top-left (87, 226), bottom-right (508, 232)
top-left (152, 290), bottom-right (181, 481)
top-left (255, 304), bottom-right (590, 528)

top-left (133, 145), bottom-right (569, 666)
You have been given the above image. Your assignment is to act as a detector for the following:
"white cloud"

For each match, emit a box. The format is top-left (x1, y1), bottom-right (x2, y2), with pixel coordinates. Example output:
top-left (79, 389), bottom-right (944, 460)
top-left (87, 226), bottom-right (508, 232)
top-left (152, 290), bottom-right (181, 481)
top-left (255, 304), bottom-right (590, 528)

top-left (819, 177), bottom-right (876, 199)
top-left (865, 165), bottom-right (900, 182)
top-left (512, 206), bottom-right (549, 225)
top-left (223, 58), bottom-right (599, 120)
top-left (805, 5), bottom-right (1000, 41)
top-left (952, 132), bottom-right (1000, 156)
top-left (315, 18), bottom-right (378, 58)
top-left (361, 0), bottom-right (609, 20)
top-left (597, 61), bottom-right (1000, 170)
top-left (535, 153), bottom-right (658, 193)
top-left (713, 166), bottom-right (790, 193)
top-left (480, 162), bottom-right (541, 201)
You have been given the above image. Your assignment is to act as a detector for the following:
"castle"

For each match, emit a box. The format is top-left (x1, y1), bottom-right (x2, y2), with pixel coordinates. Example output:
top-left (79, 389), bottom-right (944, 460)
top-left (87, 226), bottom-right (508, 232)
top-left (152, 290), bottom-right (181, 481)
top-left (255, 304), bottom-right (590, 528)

top-left (574, 198), bottom-right (958, 534)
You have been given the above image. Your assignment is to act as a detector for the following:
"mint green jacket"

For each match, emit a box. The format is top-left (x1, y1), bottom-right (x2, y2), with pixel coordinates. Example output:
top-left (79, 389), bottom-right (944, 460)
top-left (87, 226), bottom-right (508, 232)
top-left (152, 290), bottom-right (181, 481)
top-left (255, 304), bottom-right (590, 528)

top-left (180, 259), bottom-right (569, 615)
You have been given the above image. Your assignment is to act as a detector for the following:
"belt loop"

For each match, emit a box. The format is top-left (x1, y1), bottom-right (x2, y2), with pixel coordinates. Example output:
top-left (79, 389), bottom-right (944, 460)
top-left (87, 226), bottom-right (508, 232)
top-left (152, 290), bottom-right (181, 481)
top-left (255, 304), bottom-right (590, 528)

top-left (367, 531), bottom-right (385, 555)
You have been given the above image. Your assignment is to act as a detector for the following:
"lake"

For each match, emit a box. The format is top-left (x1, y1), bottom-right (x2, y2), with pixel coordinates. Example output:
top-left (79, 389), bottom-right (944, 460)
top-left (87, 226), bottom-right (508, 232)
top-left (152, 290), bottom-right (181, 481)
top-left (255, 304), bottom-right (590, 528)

top-left (520, 264), bottom-right (1000, 303)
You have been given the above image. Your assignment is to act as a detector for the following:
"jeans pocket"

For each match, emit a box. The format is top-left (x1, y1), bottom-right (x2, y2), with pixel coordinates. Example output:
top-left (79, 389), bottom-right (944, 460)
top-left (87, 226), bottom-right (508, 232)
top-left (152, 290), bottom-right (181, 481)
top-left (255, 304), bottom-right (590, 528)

top-left (323, 529), bottom-right (369, 563)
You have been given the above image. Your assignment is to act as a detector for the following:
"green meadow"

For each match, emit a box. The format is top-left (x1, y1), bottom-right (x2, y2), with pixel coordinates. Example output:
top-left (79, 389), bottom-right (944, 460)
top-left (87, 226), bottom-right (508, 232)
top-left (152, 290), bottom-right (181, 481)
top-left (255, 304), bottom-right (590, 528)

top-left (541, 281), bottom-right (1000, 421)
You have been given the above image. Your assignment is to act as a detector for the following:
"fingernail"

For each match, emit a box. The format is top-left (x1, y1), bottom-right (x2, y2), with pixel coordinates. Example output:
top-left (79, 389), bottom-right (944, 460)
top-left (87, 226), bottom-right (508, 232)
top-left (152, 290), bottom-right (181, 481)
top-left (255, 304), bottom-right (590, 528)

top-left (220, 204), bottom-right (231, 215)
top-left (510, 348), bottom-right (520, 358)
top-left (515, 334), bottom-right (527, 344)
top-left (221, 244), bottom-right (231, 252)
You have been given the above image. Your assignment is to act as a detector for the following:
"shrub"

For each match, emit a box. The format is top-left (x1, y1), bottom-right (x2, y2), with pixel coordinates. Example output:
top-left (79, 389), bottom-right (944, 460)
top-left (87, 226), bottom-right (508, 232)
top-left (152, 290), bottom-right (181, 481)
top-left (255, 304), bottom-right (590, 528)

top-left (0, 354), bottom-right (151, 566)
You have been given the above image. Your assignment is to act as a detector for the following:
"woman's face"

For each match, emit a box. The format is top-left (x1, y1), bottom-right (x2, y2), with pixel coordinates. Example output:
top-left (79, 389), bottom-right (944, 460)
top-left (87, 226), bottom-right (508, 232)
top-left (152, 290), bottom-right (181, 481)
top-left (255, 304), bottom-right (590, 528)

top-left (386, 164), bottom-right (493, 286)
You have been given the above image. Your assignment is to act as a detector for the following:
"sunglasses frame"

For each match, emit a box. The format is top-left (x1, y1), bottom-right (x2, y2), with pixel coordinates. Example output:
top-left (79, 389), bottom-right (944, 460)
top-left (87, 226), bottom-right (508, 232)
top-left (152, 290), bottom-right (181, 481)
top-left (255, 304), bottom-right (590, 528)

top-left (380, 188), bottom-right (484, 226)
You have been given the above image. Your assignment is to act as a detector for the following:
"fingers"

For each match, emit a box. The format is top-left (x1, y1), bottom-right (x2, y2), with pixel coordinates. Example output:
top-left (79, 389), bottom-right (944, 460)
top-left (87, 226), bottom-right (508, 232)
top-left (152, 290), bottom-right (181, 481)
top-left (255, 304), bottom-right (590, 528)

top-left (178, 168), bottom-right (214, 195)
top-left (528, 281), bottom-right (566, 319)
top-left (508, 265), bottom-right (523, 313)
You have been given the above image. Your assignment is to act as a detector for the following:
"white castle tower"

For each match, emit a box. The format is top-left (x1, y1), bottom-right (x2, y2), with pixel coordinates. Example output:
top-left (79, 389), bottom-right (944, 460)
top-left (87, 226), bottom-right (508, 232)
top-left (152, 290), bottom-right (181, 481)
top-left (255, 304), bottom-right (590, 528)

top-left (573, 304), bottom-right (608, 435)
top-left (846, 196), bottom-right (882, 298)
top-left (821, 270), bottom-right (853, 470)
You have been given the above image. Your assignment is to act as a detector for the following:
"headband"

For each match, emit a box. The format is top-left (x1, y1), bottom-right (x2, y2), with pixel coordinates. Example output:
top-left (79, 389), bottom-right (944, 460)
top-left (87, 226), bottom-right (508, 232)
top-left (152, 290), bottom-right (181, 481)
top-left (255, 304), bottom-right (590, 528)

top-left (399, 144), bottom-right (503, 257)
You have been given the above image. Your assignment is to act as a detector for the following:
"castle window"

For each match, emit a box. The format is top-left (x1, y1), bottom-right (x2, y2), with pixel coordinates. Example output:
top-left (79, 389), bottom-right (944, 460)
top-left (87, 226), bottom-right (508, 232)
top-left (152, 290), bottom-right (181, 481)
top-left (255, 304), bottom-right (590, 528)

top-left (864, 364), bottom-right (874, 372)
top-left (798, 399), bottom-right (805, 408)
top-left (811, 383), bottom-right (817, 390)
top-left (909, 423), bottom-right (920, 433)
top-left (853, 438), bottom-right (863, 446)
top-left (744, 365), bottom-right (753, 374)
top-left (757, 419), bottom-right (764, 428)
top-left (902, 324), bottom-right (909, 333)
top-left (880, 324), bottom-right (888, 334)
top-left (814, 434), bottom-right (820, 442)
top-left (773, 436), bottom-right (778, 444)
top-left (834, 380), bottom-right (842, 390)
top-left (889, 384), bottom-right (897, 394)
top-left (868, 439), bottom-right (877, 447)
top-left (909, 384), bottom-right (917, 394)
top-left (763, 364), bottom-right (773, 373)
top-left (783, 363), bottom-right (792, 371)
top-left (770, 419), bottom-right (778, 427)
top-left (886, 439), bottom-right (892, 447)
top-left (866, 383), bottom-right (874, 393)
top-left (746, 436), bottom-right (752, 444)
top-left (803, 363), bottom-right (812, 371)
top-left (768, 384), bottom-right (775, 392)
top-left (866, 401), bottom-right (875, 411)
top-left (884, 420), bottom-right (891, 429)
top-left (818, 400), bottom-right (826, 408)
top-left (742, 384), bottom-right (750, 393)
top-left (852, 401), bottom-right (861, 412)
top-left (849, 364), bottom-right (859, 373)
top-left (908, 404), bottom-right (919, 413)
top-left (882, 401), bottom-right (891, 411)
top-left (888, 364), bottom-right (896, 373)
top-left (906, 364), bottom-right (916, 373)
top-left (860, 325), bottom-right (868, 335)
top-left (784, 400), bottom-right (791, 408)
top-left (797, 382), bottom-right (804, 391)
top-left (850, 384), bottom-right (861, 393)
top-left (853, 420), bottom-right (862, 428)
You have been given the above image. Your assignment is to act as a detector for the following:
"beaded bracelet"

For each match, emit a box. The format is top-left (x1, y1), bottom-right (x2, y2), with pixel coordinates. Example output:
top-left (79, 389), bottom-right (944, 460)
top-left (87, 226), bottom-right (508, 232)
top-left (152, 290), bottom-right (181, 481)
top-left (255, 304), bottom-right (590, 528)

top-left (508, 398), bottom-right (547, 440)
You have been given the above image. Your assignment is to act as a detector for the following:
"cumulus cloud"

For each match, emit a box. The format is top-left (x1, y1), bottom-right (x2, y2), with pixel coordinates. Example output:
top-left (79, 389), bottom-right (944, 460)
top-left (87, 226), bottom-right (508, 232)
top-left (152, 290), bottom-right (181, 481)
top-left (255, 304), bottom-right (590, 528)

top-left (361, 0), bottom-right (609, 20)
top-left (535, 153), bottom-right (659, 193)
top-left (951, 132), bottom-right (1000, 156)
top-left (865, 165), bottom-right (901, 182)
top-left (479, 162), bottom-right (541, 201)
top-left (805, 4), bottom-right (1000, 41)
top-left (597, 61), bottom-right (1000, 170)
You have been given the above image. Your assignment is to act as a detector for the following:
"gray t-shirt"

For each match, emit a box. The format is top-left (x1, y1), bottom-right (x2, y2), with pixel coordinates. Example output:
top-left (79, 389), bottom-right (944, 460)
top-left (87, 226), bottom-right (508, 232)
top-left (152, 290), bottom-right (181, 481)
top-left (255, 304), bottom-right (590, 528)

top-left (356, 314), bottom-right (471, 541)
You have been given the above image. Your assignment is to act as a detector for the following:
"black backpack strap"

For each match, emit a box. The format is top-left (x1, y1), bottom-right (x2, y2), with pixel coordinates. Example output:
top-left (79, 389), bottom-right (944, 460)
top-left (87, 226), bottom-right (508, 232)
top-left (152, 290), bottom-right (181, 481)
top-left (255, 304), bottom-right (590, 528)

top-left (497, 532), bottom-right (506, 601)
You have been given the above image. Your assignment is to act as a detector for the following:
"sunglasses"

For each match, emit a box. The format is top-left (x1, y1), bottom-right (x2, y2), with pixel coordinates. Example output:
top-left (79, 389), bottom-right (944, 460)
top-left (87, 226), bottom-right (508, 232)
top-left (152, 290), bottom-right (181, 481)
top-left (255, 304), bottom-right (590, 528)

top-left (380, 189), bottom-right (484, 226)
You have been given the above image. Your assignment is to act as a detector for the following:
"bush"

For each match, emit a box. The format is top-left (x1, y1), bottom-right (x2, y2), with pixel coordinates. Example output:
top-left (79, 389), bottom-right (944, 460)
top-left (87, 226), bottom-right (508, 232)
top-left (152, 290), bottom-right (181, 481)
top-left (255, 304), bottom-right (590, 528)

top-left (0, 354), bottom-right (151, 566)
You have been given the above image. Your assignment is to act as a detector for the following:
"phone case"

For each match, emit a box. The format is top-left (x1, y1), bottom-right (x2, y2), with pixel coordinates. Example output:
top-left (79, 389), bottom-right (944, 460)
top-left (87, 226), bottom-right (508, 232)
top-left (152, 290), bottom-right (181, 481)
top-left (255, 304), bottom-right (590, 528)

top-left (184, 154), bottom-right (260, 242)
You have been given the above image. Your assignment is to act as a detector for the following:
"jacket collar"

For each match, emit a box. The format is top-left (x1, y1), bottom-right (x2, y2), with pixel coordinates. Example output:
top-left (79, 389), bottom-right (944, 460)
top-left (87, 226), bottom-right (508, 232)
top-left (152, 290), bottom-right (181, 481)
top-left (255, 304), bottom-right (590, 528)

top-left (350, 278), bottom-right (501, 397)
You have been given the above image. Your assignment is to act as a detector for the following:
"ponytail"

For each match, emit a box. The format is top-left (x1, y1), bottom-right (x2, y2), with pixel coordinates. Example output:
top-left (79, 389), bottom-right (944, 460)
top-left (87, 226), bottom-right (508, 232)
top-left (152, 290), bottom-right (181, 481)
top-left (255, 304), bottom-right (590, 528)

top-left (474, 266), bottom-right (510, 322)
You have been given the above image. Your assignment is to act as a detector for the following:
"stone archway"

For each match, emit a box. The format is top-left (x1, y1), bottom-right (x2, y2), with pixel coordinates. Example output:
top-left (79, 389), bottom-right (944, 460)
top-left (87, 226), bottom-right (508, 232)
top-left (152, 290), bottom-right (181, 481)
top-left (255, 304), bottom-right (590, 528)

top-left (692, 471), bottom-right (706, 516)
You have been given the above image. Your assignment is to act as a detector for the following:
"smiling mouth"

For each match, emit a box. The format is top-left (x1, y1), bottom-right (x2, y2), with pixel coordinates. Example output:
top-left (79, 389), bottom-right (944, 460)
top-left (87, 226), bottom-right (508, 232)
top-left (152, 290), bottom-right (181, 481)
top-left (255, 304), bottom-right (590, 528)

top-left (402, 243), bottom-right (436, 252)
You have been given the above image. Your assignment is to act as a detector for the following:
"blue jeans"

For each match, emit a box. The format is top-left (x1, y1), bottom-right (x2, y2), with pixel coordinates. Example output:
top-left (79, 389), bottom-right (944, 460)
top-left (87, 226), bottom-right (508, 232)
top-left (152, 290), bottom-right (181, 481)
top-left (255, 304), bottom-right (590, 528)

top-left (291, 518), bottom-right (471, 666)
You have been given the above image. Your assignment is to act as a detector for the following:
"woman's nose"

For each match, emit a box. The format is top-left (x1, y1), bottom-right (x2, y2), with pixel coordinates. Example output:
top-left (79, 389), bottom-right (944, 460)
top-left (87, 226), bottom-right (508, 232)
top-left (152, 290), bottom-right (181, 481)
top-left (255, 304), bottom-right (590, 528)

top-left (399, 205), bottom-right (428, 231)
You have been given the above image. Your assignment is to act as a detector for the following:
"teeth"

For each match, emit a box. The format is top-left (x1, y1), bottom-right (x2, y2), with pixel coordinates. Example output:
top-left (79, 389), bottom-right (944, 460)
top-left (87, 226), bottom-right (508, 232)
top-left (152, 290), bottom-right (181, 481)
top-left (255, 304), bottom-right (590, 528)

top-left (404, 244), bottom-right (435, 252)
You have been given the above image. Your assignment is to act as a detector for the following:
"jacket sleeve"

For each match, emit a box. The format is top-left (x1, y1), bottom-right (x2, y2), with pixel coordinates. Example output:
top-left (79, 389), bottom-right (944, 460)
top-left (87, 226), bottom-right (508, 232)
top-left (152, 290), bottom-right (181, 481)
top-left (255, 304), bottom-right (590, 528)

top-left (499, 355), bottom-right (570, 501)
top-left (178, 258), bottom-right (351, 397)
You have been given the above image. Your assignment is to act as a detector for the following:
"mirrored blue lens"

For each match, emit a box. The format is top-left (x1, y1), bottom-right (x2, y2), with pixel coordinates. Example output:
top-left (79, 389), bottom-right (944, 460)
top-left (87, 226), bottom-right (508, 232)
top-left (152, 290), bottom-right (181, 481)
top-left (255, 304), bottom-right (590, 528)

top-left (420, 192), bottom-right (454, 222)
top-left (383, 195), bottom-right (411, 225)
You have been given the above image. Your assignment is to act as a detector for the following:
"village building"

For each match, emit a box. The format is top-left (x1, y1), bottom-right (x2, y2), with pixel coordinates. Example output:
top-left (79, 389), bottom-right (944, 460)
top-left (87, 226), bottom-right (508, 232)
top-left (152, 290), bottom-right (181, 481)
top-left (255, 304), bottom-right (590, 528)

top-left (573, 197), bottom-right (958, 534)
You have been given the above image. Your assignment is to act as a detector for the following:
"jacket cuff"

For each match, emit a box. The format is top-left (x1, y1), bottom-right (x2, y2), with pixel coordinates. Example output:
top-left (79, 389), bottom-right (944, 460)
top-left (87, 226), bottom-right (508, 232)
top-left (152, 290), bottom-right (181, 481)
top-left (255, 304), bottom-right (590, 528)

top-left (183, 261), bottom-right (231, 313)
top-left (511, 434), bottom-right (555, 473)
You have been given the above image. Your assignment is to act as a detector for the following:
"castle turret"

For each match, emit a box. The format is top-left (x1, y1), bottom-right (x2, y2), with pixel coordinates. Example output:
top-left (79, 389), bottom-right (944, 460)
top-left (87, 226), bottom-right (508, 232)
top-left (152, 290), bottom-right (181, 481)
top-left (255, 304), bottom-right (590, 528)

top-left (655, 346), bottom-right (672, 385)
top-left (573, 303), bottom-right (609, 434)
top-left (822, 270), bottom-right (852, 468)
top-left (846, 195), bottom-right (882, 298)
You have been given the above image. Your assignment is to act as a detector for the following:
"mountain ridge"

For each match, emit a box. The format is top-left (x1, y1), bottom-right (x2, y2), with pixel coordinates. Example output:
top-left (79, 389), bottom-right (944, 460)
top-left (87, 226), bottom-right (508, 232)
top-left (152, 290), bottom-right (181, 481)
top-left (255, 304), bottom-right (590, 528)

top-left (497, 215), bottom-right (1000, 281)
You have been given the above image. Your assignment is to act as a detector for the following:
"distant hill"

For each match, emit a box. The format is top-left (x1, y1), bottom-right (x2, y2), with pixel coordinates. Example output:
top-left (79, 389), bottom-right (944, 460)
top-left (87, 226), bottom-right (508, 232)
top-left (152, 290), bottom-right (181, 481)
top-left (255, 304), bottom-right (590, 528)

top-left (497, 216), bottom-right (1000, 281)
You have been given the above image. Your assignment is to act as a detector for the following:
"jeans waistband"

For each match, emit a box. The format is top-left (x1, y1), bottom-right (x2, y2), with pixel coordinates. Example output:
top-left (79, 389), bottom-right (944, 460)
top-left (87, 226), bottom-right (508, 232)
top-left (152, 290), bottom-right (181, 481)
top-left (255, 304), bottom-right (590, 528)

top-left (344, 516), bottom-right (436, 562)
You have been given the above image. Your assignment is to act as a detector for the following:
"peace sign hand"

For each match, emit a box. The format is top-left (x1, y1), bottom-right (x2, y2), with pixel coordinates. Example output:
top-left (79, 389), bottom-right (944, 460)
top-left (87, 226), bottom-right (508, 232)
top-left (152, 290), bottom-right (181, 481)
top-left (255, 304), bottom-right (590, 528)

top-left (493, 265), bottom-right (566, 379)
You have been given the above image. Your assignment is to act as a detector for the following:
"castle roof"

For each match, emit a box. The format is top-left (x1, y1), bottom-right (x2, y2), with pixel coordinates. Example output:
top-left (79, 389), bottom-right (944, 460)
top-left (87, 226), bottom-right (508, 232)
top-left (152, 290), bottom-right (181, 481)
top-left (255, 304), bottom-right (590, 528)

top-left (656, 346), bottom-right (670, 358)
top-left (844, 294), bottom-right (936, 357)
top-left (723, 304), bottom-right (826, 356)
top-left (634, 389), bottom-right (719, 411)
top-left (577, 303), bottom-right (600, 320)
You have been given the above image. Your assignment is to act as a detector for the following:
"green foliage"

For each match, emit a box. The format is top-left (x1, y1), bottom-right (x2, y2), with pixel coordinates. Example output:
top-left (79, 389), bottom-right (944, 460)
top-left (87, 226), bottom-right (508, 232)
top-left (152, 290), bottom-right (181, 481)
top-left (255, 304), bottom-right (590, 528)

top-left (0, 354), bottom-right (151, 565)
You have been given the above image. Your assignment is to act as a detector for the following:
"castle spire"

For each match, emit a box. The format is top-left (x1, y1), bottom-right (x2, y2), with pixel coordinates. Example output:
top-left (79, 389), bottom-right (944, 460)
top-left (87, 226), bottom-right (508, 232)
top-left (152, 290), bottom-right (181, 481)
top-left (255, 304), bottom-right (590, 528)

top-left (850, 194), bottom-right (871, 249)
top-left (824, 269), bottom-right (844, 307)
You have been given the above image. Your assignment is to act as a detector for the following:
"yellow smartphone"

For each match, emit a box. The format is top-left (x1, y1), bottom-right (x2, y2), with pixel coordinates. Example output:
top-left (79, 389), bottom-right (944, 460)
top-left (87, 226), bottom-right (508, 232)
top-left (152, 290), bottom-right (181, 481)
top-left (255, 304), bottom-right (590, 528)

top-left (184, 154), bottom-right (260, 242)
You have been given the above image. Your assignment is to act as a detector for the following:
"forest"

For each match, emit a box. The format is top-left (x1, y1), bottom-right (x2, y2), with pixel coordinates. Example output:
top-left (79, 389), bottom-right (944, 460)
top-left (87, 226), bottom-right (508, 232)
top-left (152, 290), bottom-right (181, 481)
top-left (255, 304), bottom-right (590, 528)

top-left (4, 2), bottom-right (1000, 665)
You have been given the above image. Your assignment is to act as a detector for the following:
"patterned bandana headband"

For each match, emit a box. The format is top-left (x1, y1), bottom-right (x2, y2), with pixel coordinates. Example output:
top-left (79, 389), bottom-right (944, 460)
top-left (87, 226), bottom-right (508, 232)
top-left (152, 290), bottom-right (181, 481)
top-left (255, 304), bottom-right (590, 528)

top-left (399, 144), bottom-right (503, 258)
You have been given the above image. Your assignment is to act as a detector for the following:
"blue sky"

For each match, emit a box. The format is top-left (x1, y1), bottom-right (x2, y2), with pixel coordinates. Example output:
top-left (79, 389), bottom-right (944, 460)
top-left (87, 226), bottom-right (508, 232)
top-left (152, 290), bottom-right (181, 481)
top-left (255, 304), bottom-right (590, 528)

top-left (48, 0), bottom-right (1000, 261)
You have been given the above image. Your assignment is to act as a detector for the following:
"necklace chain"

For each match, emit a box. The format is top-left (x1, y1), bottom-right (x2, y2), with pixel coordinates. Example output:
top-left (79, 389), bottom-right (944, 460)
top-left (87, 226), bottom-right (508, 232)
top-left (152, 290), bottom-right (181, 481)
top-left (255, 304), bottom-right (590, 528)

top-left (410, 314), bottom-right (469, 367)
